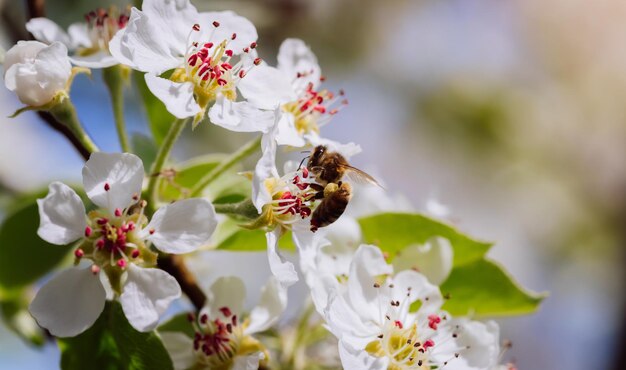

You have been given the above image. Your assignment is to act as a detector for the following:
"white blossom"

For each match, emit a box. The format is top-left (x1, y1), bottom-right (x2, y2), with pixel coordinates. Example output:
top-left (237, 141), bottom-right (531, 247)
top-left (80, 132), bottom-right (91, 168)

top-left (30, 152), bottom-right (217, 336)
top-left (161, 275), bottom-right (287, 370)
top-left (26, 7), bottom-right (130, 68)
top-left (109, 0), bottom-right (293, 127)
top-left (3, 41), bottom-right (71, 106)
top-left (319, 245), bottom-right (500, 370)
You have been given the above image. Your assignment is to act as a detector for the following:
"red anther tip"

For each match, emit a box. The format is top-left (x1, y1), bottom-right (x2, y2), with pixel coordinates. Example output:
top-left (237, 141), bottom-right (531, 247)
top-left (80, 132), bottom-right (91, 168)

top-left (84, 226), bottom-right (92, 237)
top-left (225, 49), bottom-right (233, 57)
top-left (219, 307), bottom-right (232, 317)
top-left (96, 239), bottom-right (105, 248)
top-left (250, 42), bottom-right (257, 49)
top-left (394, 320), bottom-right (403, 329)
top-left (423, 339), bottom-right (435, 349)
top-left (243, 47), bottom-right (249, 53)
top-left (253, 57), bottom-right (262, 65)
top-left (91, 265), bottom-right (100, 274)
top-left (212, 21), bottom-right (220, 27)
top-left (114, 208), bottom-right (122, 217)
top-left (192, 23), bottom-right (200, 31)
top-left (187, 313), bottom-right (196, 322)
top-left (104, 183), bottom-right (110, 191)
top-left (204, 42), bottom-right (214, 48)
top-left (149, 228), bottom-right (155, 235)
top-left (200, 314), bottom-right (208, 324)
top-left (231, 33), bottom-right (237, 40)
top-left (238, 70), bottom-right (246, 78)
top-left (117, 259), bottom-right (127, 268)
top-left (320, 76), bottom-right (326, 82)
top-left (131, 249), bottom-right (140, 258)
top-left (74, 248), bottom-right (84, 258)
top-left (217, 78), bottom-right (228, 86)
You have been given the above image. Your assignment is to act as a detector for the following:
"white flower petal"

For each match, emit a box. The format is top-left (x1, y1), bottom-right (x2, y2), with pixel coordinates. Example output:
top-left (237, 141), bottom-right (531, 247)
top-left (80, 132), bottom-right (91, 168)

top-left (67, 23), bottom-right (92, 49)
top-left (109, 7), bottom-right (186, 73)
top-left (392, 237), bottom-right (453, 285)
top-left (238, 65), bottom-right (296, 110)
top-left (246, 277), bottom-right (287, 334)
top-left (345, 245), bottom-right (393, 324)
top-left (144, 199), bottom-right (216, 254)
top-left (144, 73), bottom-right (201, 119)
top-left (390, 270), bottom-right (443, 316)
top-left (69, 52), bottom-right (119, 68)
top-left (207, 276), bottom-right (246, 318)
top-left (160, 332), bottom-right (196, 370)
top-left (37, 181), bottom-right (86, 245)
top-left (325, 291), bottom-right (380, 348)
top-left (338, 340), bottom-right (387, 370)
top-left (304, 133), bottom-right (361, 158)
top-left (232, 352), bottom-right (264, 370)
top-left (266, 230), bottom-right (298, 288)
top-left (277, 38), bottom-right (322, 93)
top-left (275, 113), bottom-right (305, 147)
top-left (120, 265), bottom-right (181, 332)
top-left (197, 11), bottom-right (257, 53)
top-left (29, 267), bottom-right (106, 337)
top-left (4, 41), bottom-right (71, 106)
top-left (450, 319), bottom-right (500, 368)
top-left (25, 18), bottom-right (71, 46)
top-left (3, 40), bottom-right (47, 76)
top-left (82, 152), bottom-right (144, 213)
top-left (208, 95), bottom-right (275, 133)
top-left (252, 109), bottom-right (281, 212)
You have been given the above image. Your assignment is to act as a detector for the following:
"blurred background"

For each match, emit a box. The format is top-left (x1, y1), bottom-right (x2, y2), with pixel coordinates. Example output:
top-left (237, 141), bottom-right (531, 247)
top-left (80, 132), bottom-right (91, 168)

top-left (1, 0), bottom-right (625, 369)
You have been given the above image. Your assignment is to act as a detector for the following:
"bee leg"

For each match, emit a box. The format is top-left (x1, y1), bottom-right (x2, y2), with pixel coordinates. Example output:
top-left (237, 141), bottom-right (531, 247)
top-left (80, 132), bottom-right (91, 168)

top-left (314, 190), bottom-right (325, 200)
top-left (309, 183), bottom-right (325, 192)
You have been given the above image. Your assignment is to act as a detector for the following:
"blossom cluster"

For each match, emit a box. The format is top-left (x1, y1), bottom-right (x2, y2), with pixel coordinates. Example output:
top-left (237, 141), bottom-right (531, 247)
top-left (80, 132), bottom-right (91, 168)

top-left (0, 0), bottom-right (529, 369)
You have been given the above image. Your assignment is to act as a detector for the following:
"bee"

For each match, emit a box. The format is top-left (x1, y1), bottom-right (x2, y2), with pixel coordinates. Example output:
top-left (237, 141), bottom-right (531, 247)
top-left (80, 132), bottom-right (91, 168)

top-left (306, 145), bottom-right (380, 232)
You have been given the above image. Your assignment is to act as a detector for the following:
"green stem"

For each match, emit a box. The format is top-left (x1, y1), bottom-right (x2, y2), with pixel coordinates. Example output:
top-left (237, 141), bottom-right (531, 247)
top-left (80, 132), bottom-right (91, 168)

top-left (189, 136), bottom-right (262, 197)
top-left (213, 199), bottom-right (258, 219)
top-left (103, 65), bottom-right (131, 153)
top-left (146, 118), bottom-right (188, 212)
top-left (49, 96), bottom-right (99, 154)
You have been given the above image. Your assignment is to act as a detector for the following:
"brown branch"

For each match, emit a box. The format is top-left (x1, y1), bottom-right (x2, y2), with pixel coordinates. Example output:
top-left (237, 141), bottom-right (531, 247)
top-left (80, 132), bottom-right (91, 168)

top-left (158, 255), bottom-right (206, 310)
top-left (19, 0), bottom-right (208, 311)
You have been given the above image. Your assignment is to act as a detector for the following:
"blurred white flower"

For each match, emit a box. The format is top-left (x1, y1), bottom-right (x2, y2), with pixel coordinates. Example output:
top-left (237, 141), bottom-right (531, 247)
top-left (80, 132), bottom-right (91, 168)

top-left (30, 152), bottom-right (217, 336)
top-left (3, 41), bottom-right (71, 106)
top-left (110, 0), bottom-right (292, 127)
top-left (26, 7), bottom-right (129, 68)
top-left (161, 275), bottom-right (287, 370)
top-left (321, 245), bottom-right (500, 370)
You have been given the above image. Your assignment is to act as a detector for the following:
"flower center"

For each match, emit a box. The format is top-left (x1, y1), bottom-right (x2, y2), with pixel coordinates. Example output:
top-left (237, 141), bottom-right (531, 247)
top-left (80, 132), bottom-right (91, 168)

top-left (80, 7), bottom-right (129, 55)
top-left (73, 183), bottom-right (157, 293)
top-left (263, 167), bottom-right (320, 227)
top-left (170, 23), bottom-right (259, 118)
top-left (282, 79), bottom-right (348, 136)
top-left (190, 307), bottom-right (243, 368)
top-left (366, 320), bottom-right (435, 370)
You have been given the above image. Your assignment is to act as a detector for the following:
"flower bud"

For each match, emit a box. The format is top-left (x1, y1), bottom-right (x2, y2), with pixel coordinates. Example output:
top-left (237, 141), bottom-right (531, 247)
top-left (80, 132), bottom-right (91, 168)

top-left (3, 41), bottom-right (71, 107)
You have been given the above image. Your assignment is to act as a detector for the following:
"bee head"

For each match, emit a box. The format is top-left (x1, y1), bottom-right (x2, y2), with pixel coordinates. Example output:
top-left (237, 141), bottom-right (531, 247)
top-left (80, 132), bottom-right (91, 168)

top-left (309, 145), bottom-right (327, 166)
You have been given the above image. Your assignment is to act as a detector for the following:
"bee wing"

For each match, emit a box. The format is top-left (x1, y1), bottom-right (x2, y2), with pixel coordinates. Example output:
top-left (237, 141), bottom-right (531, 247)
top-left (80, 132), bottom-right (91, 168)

top-left (340, 165), bottom-right (384, 188)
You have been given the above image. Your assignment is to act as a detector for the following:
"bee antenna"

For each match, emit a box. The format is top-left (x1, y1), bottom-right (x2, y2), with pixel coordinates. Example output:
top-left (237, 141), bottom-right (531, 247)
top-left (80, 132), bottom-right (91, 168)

top-left (297, 156), bottom-right (310, 170)
top-left (300, 150), bottom-right (310, 154)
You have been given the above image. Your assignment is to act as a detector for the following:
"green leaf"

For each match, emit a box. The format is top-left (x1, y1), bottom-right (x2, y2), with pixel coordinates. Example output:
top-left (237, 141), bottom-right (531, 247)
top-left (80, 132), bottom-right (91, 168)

top-left (158, 154), bottom-right (249, 203)
top-left (440, 258), bottom-right (546, 317)
top-left (0, 200), bottom-right (72, 291)
top-left (58, 301), bottom-right (173, 370)
top-left (358, 213), bottom-right (491, 267)
top-left (214, 219), bottom-right (295, 251)
top-left (1, 292), bottom-right (46, 346)
top-left (158, 313), bottom-right (195, 339)
top-left (131, 133), bottom-right (158, 172)
top-left (133, 72), bottom-right (174, 146)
